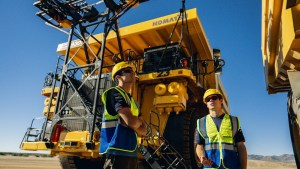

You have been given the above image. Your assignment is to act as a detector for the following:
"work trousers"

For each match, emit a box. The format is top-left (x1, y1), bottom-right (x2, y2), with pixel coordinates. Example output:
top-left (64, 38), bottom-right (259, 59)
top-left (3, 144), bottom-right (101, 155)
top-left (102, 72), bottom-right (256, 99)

top-left (103, 154), bottom-right (138, 169)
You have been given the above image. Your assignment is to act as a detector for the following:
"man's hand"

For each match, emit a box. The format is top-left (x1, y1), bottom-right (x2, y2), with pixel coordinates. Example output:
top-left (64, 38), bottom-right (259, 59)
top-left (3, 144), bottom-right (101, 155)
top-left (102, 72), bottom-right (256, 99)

top-left (196, 145), bottom-right (213, 167)
top-left (135, 119), bottom-right (147, 136)
top-left (200, 156), bottom-right (213, 166)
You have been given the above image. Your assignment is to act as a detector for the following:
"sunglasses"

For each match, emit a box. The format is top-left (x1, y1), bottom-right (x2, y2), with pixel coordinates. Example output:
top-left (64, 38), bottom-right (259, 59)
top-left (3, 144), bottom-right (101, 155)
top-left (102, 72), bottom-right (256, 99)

top-left (205, 95), bottom-right (219, 102)
top-left (122, 69), bottom-right (134, 74)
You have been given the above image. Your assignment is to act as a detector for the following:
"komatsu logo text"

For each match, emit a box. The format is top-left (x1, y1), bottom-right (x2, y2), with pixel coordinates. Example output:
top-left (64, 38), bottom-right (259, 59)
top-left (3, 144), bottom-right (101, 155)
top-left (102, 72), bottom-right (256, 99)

top-left (152, 14), bottom-right (188, 27)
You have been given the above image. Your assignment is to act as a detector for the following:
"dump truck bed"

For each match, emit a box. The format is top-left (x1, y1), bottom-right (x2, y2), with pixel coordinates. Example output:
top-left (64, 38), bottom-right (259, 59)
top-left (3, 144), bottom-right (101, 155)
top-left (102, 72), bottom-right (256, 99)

top-left (57, 8), bottom-right (218, 87)
top-left (261, 0), bottom-right (300, 93)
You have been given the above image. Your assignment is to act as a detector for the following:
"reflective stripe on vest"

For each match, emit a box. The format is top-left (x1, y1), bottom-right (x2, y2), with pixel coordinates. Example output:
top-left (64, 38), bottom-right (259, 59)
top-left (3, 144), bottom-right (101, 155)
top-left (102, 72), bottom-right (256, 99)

top-left (100, 87), bottom-right (139, 155)
top-left (101, 119), bottom-right (119, 129)
top-left (204, 143), bottom-right (237, 151)
top-left (197, 114), bottom-right (240, 169)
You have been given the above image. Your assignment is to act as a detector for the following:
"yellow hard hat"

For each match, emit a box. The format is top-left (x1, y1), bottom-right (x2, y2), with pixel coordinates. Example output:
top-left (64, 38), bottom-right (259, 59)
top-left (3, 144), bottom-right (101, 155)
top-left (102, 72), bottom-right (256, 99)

top-left (203, 89), bottom-right (223, 103)
top-left (111, 62), bottom-right (134, 81)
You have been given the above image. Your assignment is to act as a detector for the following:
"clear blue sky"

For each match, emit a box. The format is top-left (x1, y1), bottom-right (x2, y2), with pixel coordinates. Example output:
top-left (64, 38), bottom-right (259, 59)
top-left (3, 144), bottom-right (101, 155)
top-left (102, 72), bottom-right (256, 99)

top-left (0, 0), bottom-right (293, 156)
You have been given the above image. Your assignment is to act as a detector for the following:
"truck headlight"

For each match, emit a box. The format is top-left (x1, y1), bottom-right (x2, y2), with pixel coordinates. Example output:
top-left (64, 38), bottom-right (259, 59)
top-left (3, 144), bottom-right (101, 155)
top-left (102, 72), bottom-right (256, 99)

top-left (168, 82), bottom-right (180, 95)
top-left (155, 83), bottom-right (167, 95)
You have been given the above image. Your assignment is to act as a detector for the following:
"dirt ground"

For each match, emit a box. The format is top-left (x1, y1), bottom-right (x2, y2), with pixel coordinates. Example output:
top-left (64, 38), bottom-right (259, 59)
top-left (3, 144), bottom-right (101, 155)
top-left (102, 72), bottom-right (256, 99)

top-left (0, 156), bottom-right (296, 169)
top-left (248, 159), bottom-right (296, 169)
top-left (0, 156), bottom-right (61, 169)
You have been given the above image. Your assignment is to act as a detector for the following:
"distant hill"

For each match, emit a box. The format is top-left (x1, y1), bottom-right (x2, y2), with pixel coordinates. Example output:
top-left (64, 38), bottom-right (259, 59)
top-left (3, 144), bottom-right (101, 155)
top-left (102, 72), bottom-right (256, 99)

top-left (0, 152), bottom-right (52, 158)
top-left (248, 154), bottom-right (295, 163)
top-left (0, 152), bottom-right (296, 163)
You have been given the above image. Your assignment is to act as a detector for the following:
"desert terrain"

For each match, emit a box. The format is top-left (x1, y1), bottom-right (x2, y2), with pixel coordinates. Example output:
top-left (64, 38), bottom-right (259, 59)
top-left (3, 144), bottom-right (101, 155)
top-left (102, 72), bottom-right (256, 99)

top-left (0, 156), bottom-right (296, 169)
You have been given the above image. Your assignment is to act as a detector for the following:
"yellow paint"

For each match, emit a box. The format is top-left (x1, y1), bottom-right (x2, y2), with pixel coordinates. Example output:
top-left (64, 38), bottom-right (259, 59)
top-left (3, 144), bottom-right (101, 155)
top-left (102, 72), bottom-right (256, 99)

top-left (154, 83), bottom-right (167, 95)
top-left (139, 69), bottom-right (196, 82)
top-left (44, 97), bottom-right (57, 106)
top-left (21, 142), bottom-right (49, 150)
top-left (50, 131), bottom-right (100, 157)
top-left (41, 87), bottom-right (59, 96)
top-left (262, 0), bottom-right (300, 93)
top-left (42, 105), bottom-right (55, 119)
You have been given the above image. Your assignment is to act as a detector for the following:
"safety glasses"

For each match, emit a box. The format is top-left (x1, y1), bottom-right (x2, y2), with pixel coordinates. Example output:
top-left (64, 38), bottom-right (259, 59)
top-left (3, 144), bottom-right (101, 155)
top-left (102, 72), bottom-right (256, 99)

top-left (205, 95), bottom-right (219, 103)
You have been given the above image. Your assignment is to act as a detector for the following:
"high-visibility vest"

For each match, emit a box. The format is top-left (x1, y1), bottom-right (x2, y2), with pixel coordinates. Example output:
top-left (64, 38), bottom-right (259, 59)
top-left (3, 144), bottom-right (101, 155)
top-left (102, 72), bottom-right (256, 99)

top-left (99, 86), bottom-right (139, 156)
top-left (197, 114), bottom-right (241, 169)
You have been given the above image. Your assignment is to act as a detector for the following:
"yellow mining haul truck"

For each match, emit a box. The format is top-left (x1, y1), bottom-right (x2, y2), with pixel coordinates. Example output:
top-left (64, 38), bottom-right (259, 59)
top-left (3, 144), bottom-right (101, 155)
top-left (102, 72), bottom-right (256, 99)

top-left (262, 0), bottom-right (300, 167)
top-left (20, 1), bottom-right (229, 168)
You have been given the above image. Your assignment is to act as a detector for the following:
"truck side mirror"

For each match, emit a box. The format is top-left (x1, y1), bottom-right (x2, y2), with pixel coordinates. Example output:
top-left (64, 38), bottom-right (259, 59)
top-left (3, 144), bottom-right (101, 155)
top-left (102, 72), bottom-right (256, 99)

top-left (213, 49), bottom-right (223, 74)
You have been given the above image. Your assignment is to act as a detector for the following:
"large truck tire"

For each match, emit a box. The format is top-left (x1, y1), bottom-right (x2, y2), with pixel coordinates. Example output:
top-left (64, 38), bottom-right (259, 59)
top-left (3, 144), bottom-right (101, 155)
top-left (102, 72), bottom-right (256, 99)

top-left (287, 91), bottom-right (300, 168)
top-left (59, 156), bottom-right (104, 169)
top-left (182, 108), bottom-right (206, 169)
top-left (163, 107), bottom-right (207, 169)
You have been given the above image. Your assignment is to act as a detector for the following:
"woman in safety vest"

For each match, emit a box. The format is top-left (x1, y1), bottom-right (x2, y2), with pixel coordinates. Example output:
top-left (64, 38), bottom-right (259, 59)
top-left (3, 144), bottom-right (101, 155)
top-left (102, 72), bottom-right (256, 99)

top-left (195, 89), bottom-right (248, 169)
top-left (100, 61), bottom-right (147, 169)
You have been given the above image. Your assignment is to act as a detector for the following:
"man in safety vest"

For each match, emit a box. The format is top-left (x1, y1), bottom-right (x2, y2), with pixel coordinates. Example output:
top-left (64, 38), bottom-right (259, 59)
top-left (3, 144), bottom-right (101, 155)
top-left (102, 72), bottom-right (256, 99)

top-left (100, 61), bottom-right (147, 169)
top-left (195, 89), bottom-right (248, 169)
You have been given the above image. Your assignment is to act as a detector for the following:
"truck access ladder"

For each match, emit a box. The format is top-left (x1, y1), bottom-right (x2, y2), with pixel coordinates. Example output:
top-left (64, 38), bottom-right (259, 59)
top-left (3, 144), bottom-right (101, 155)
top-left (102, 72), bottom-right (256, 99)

top-left (139, 111), bottom-right (190, 169)
top-left (139, 138), bottom-right (190, 169)
top-left (21, 0), bottom-right (141, 150)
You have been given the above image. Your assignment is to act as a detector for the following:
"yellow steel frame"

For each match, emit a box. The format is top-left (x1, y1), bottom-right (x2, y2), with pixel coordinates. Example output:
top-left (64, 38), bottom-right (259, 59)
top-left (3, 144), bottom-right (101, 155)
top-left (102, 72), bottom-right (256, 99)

top-left (262, 0), bottom-right (300, 93)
